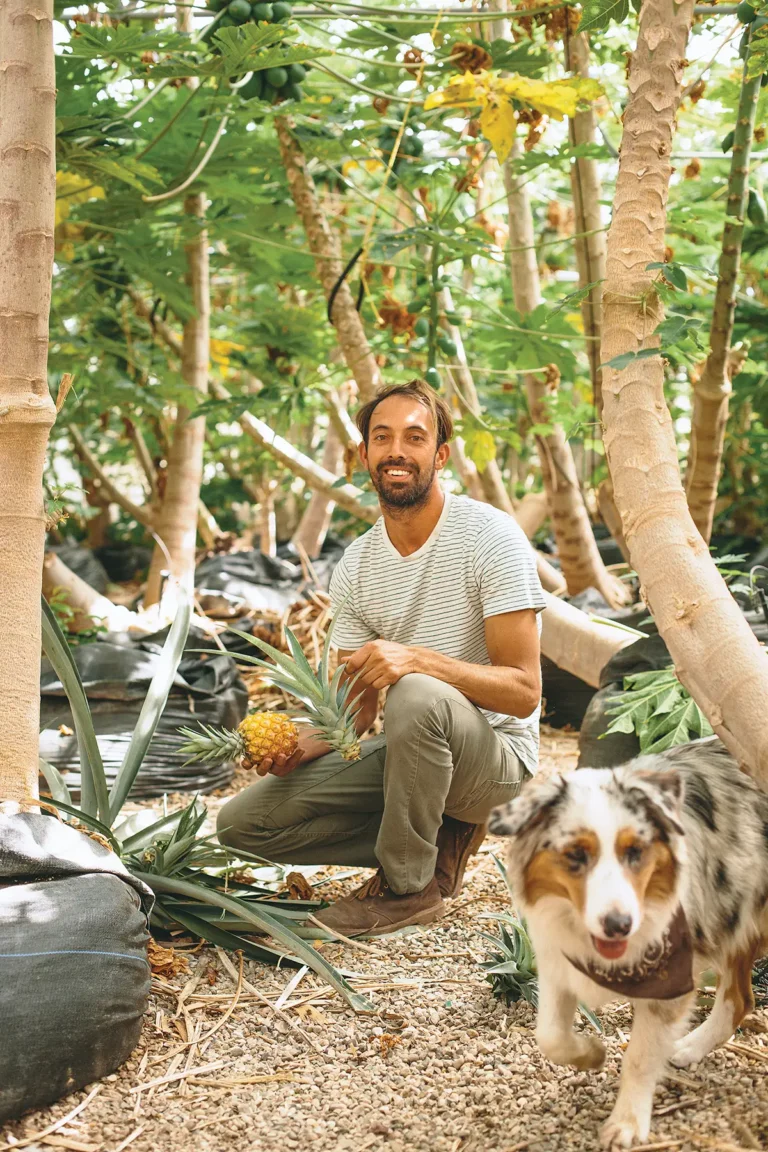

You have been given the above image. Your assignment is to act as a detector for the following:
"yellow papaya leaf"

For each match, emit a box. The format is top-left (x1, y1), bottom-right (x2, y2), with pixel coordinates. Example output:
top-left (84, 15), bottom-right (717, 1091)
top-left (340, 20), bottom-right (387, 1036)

top-left (500, 75), bottom-right (603, 121)
top-left (423, 70), bottom-right (486, 111)
top-left (464, 426), bottom-right (497, 473)
top-left (478, 95), bottom-right (518, 163)
top-left (210, 338), bottom-right (245, 368)
top-left (55, 171), bottom-right (105, 227)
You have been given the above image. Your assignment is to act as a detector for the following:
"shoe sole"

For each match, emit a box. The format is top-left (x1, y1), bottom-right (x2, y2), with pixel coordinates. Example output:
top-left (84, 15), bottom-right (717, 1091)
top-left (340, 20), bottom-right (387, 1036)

top-left (359, 900), bottom-right (446, 938)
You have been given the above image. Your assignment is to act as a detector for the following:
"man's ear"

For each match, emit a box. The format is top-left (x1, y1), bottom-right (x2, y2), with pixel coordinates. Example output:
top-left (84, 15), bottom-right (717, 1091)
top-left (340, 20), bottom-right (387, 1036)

top-left (488, 774), bottom-right (567, 838)
top-left (359, 440), bottom-right (369, 470)
top-left (435, 442), bottom-right (450, 471)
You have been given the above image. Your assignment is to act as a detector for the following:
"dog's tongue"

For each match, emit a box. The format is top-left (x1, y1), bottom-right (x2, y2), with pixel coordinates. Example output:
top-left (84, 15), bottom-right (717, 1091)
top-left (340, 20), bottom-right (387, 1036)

top-left (592, 936), bottom-right (628, 961)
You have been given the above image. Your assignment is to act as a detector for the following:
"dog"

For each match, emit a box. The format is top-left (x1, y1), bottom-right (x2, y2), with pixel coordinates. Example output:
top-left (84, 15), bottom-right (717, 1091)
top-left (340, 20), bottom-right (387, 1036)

top-left (488, 738), bottom-right (768, 1149)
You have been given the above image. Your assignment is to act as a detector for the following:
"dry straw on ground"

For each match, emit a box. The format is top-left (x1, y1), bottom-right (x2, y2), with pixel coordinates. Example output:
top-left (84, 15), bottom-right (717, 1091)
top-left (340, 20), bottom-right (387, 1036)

top-left (5, 735), bottom-right (768, 1152)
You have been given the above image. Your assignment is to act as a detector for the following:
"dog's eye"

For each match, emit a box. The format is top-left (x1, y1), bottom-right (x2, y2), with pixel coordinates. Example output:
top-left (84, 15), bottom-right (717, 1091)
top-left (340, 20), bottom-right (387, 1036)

top-left (564, 846), bottom-right (589, 871)
top-left (624, 844), bottom-right (645, 867)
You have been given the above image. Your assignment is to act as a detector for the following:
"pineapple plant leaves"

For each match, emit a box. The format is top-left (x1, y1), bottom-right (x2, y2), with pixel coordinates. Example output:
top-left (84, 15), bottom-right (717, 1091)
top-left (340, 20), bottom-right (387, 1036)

top-left (39, 588), bottom-right (372, 1013)
top-left (603, 667), bottom-right (713, 754)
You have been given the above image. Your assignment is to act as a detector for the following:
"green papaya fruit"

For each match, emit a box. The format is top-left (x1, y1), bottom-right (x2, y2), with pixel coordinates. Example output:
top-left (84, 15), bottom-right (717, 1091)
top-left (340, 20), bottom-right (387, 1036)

top-left (414, 316), bottom-right (430, 338)
top-left (251, 2), bottom-right (273, 19)
top-left (736, 1), bottom-right (756, 21)
top-left (239, 72), bottom-right (264, 100)
top-left (438, 334), bottom-right (457, 357)
top-left (721, 129), bottom-right (735, 153)
top-left (287, 62), bottom-right (306, 83)
top-left (271, 1), bottom-right (292, 19)
top-left (406, 298), bottom-right (426, 314)
top-left (228, 0), bottom-right (252, 20)
top-left (282, 82), bottom-right (303, 101)
top-left (424, 367), bottom-right (441, 389)
top-left (747, 188), bottom-right (768, 227)
top-left (266, 66), bottom-right (289, 88)
top-left (208, 0), bottom-right (229, 10)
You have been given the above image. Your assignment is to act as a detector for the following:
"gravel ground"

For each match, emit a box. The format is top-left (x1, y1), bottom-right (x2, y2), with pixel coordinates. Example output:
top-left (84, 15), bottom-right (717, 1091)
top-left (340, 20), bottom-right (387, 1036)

top-left (4, 728), bottom-right (768, 1152)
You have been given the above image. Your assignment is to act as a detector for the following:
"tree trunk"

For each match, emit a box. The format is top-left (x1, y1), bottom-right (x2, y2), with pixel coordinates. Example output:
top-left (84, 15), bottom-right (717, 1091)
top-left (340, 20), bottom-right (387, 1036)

top-left (684, 38), bottom-right (761, 542)
top-left (291, 424), bottom-right (344, 557)
top-left (439, 287), bottom-right (515, 514)
top-left (504, 140), bottom-right (630, 607)
top-left (70, 424), bottom-right (155, 529)
top-left (144, 192), bottom-right (209, 606)
top-left (84, 477), bottom-right (111, 548)
top-left (276, 117), bottom-right (382, 404)
top-left (540, 592), bottom-right (639, 688)
top-left (514, 491), bottom-right (549, 539)
top-left (601, 0), bottom-right (768, 782)
top-left (0, 0), bottom-right (57, 805)
top-left (42, 552), bottom-right (132, 633)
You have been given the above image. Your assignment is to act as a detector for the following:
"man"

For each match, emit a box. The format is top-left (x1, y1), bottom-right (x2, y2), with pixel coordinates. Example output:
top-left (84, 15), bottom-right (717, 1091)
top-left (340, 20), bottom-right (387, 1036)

top-left (218, 379), bottom-right (545, 936)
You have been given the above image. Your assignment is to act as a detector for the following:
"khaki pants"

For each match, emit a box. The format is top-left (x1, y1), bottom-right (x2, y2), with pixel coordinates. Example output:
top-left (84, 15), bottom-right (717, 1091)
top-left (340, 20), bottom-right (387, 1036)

top-left (217, 673), bottom-right (527, 894)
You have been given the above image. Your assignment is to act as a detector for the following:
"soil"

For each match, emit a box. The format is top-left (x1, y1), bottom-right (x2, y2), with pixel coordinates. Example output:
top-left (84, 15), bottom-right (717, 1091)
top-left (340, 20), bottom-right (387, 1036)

top-left (4, 728), bottom-right (768, 1152)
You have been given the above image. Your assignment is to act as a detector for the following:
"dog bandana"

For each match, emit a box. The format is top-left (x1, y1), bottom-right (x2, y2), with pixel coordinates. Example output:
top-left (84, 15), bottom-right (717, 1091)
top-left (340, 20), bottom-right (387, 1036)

top-left (566, 907), bottom-right (694, 1000)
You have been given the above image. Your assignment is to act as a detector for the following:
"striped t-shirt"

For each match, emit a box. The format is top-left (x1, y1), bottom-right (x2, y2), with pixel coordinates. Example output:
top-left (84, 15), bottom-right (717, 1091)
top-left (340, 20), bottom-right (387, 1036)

top-left (328, 492), bottom-right (546, 775)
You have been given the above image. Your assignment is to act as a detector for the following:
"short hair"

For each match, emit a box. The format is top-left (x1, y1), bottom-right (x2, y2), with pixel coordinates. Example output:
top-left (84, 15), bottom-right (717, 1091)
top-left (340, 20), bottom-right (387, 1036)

top-left (355, 379), bottom-right (454, 447)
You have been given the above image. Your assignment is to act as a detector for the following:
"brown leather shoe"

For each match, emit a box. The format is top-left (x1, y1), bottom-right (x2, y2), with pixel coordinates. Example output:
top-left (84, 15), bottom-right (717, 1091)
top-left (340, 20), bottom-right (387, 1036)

top-left (314, 869), bottom-right (444, 938)
top-left (434, 817), bottom-right (487, 898)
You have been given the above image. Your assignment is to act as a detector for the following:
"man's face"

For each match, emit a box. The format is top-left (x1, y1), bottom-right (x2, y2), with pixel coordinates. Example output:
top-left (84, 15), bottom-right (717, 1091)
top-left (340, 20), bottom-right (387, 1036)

top-left (360, 395), bottom-right (449, 510)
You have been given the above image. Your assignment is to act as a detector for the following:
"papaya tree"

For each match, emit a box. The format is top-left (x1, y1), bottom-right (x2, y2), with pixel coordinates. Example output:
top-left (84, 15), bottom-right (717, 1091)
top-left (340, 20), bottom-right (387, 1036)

top-left (0, 0), bottom-right (57, 806)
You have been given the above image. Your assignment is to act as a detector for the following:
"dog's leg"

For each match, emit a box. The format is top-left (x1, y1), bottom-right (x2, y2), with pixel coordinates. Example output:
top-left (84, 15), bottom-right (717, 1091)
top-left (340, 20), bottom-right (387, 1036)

top-left (673, 942), bottom-right (759, 1068)
top-left (601, 994), bottom-right (692, 1151)
top-left (536, 964), bottom-right (606, 1070)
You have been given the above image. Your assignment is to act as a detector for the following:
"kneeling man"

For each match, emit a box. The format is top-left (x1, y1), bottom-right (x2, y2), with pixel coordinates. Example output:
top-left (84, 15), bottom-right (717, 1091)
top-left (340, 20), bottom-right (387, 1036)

top-left (218, 379), bottom-right (545, 936)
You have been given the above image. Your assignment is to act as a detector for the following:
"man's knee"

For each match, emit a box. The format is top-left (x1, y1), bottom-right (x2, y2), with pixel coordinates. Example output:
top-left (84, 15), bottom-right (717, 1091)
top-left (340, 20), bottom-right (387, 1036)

top-left (384, 673), bottom-right (463, 735)
top-left (216, 792), bottom-right (273, 854)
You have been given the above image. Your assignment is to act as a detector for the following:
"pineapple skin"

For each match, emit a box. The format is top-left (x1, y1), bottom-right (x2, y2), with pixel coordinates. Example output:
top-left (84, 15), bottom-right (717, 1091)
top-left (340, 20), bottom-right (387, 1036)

top-left (238, 712), bottom-right (299, 766)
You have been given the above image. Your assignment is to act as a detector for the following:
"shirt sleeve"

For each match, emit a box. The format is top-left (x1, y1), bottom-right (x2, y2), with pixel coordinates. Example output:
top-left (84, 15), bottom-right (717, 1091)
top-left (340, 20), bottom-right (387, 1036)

top-left (473, 514), bottom-right (547, 619)
top-left (329, 551), bottom-right (378, 651)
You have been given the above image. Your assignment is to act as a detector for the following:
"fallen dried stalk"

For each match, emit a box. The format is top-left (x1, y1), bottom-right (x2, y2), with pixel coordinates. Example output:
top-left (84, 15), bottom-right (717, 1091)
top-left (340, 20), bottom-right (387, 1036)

top-left (1, 1086), bottom-right (102, 1150)
top-left (215, 947), bottom-right (323, 1054)
top-left (724, 1040), bottom-right (768, 1063)
top-left (196, 950), bottom-right (244, 1043)
top-left (112, 1127), bottom-right (144, 1152)
top-left (187, 1073), bottom-right (299, 1088)
top-left (307, 913), bottom-right (389, 956)
top-left (129, 1060), bottom-right (227, 1093)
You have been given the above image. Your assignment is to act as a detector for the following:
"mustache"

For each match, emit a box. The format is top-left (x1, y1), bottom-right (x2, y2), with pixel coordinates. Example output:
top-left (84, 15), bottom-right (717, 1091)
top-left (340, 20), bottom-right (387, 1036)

top-left (376, 459), bottom-right (418, 474)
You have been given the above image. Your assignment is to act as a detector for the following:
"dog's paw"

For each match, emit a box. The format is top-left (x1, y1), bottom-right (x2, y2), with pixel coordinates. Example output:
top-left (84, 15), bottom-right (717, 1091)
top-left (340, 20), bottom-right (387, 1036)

top-left (539, 1032), bottom-right (606, 1070)
top-left (671, 1033), bottom-right (709, 1069)
top-left (600, 1113), bottom-right (648, 1149)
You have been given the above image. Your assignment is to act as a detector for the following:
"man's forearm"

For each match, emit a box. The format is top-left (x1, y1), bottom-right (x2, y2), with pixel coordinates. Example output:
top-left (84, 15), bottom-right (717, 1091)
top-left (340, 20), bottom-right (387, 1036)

top-left (409, 647), bottom-right (540, 718)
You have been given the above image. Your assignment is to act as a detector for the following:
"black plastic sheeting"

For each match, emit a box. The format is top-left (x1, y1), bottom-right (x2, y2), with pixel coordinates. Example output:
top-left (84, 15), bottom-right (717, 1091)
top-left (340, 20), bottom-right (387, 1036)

top-left (94, 542), bottom-right (153, 583)
top-left (0, 813), bottom-right (152, 1121)
top-left (195, 537), bottom-right (346, 615)
top-left (39, 628), bottom-right (248, 799)
top-left (577, 609), bottom-right (768, 768)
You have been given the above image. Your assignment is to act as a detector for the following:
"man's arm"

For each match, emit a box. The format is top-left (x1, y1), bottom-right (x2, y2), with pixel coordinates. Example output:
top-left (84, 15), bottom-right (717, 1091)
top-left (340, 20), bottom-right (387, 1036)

top-left (342, 609), bottom-right (542, 718)
top-left (253, 654), bottom-right (380, 777)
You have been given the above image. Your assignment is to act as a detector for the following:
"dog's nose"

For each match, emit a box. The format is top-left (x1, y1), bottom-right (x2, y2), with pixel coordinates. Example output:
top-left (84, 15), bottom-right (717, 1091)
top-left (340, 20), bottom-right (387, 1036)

top-left (601, 911), bottom-right (632, 939)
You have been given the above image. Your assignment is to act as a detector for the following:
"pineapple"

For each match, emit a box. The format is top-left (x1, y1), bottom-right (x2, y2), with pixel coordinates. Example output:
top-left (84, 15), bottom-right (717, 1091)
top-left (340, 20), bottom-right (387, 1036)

top-left (179, 610), bottom-right (361, 767)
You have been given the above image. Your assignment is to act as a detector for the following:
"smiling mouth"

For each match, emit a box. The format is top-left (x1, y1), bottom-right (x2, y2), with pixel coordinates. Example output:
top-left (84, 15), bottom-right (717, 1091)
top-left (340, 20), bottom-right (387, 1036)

top-left (591, 936), bottom-right (629, 961)
top-left (382, 467), bottom-right (412, 479)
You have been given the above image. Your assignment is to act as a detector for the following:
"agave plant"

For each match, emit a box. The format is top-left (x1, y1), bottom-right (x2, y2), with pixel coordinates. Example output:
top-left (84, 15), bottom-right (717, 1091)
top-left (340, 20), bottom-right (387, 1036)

top-left (39, 587), bottom-right (371, 1013)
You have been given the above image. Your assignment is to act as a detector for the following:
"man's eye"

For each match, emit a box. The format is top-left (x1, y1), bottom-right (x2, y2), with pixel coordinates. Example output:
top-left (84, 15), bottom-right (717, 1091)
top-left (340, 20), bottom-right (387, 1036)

top-left (564, 847), bottom-right (588, 871)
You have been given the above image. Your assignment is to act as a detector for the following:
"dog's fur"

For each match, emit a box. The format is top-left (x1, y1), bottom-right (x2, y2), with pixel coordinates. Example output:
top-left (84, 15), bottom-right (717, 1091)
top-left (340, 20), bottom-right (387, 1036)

top-left (489, 739), bottom-right (768, 1149)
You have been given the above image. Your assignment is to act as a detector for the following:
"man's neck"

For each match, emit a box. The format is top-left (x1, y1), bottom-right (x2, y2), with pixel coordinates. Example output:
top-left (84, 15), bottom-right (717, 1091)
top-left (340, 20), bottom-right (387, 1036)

top-left (381, 484), bottom-right (446, 557)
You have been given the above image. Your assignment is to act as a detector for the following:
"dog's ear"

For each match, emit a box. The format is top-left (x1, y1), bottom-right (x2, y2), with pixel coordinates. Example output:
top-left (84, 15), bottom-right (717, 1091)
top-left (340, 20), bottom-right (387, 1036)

top-left (488, 774), bottom-right (567, 838)
top-left (622, 768), bottom-right (685, 836)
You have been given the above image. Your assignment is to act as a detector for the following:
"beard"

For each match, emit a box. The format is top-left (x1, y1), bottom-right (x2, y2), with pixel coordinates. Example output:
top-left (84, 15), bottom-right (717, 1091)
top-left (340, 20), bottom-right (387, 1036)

top-left (370, 457), bottom-right (437, 509)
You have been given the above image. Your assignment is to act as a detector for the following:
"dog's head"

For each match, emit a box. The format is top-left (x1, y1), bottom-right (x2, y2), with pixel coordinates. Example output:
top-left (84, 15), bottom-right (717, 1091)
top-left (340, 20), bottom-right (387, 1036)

top-left (490, 765), bottom-right (686, 962)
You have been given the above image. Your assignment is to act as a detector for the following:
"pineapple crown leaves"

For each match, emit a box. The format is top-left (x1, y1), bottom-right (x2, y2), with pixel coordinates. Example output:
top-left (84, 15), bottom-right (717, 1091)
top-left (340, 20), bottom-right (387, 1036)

top-left (178, 722), bottom-right (245, 764)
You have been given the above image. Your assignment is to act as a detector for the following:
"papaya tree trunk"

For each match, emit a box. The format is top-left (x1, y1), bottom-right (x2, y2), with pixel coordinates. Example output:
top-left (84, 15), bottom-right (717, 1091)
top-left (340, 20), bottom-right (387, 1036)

top-left (684, 35), bottom-right (761, 542)
top-left (145, 192), bottom-right (209, 607)
top-left (601, 0), bottom-right (768, 782)
top-left (291, 424), bottom-right (344, 558)
top-left (540, 592), bottom-right (638, 688)
top-left (564, 29), bottom-right (626, 556)
top-left (504, 141), bottom-right (629, 607)
top-left (0, 0), bottom-right (57, 805)
top-left (276, 117), bottom-right (382, 404)
top-left (84, 477), bottom-right (111, 548)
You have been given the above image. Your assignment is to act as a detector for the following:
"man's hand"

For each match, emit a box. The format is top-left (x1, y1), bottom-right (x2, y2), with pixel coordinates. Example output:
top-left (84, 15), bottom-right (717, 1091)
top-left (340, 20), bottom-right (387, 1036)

top-left (343, 640), bottom-right (417, 690)
top-left (250, 731), bottom-right (328, 778)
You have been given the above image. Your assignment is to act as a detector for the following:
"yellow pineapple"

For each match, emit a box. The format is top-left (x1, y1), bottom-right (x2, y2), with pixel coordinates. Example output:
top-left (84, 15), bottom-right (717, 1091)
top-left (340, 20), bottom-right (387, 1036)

top-left (179, 609), bottom-right (361, 766)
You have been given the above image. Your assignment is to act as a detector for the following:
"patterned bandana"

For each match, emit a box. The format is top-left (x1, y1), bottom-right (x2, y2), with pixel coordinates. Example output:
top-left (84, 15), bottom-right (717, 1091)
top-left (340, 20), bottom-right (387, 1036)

top-left (565, 906), bottom-right (694, 1001)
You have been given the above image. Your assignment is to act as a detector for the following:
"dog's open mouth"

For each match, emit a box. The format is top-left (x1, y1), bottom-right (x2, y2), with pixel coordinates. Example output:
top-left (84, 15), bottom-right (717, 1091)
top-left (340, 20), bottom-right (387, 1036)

top-left (591, 936), bottom-right (629, 961)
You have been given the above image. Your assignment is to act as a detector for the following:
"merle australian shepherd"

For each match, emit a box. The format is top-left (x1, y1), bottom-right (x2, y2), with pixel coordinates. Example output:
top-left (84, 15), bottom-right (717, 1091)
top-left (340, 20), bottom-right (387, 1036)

top-left (488, 738), bottom-right (768, 1149)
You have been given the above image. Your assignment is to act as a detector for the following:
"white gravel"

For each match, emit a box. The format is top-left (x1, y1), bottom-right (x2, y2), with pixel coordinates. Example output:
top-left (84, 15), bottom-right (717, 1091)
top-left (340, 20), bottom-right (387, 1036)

top-left (4, 729), bottom-right (768, 1152)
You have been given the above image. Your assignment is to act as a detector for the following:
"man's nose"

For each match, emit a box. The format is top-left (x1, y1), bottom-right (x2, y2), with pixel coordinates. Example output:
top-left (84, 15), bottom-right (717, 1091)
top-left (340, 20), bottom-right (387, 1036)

top-left (600, 910), bottom-right (632, 938)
